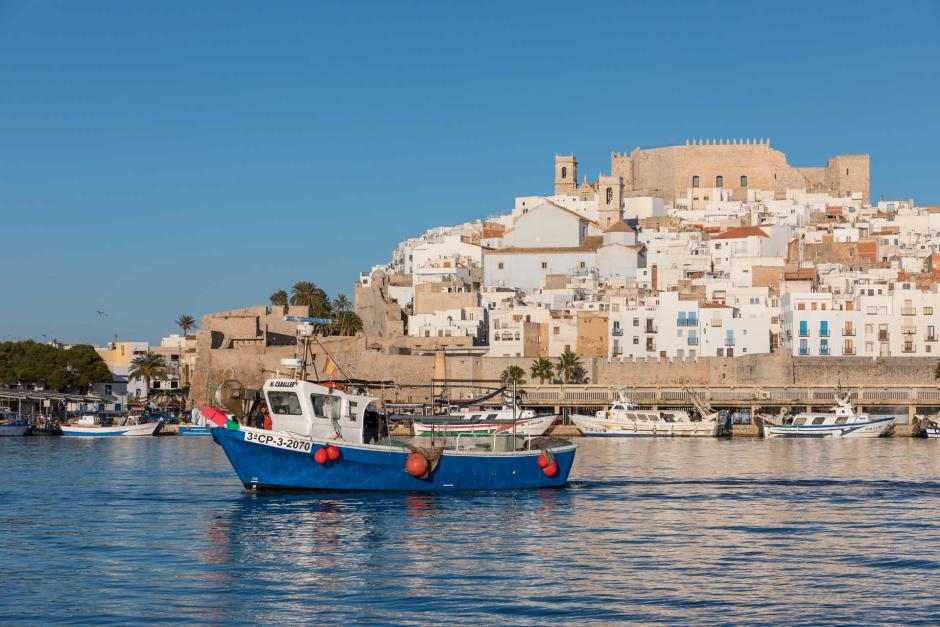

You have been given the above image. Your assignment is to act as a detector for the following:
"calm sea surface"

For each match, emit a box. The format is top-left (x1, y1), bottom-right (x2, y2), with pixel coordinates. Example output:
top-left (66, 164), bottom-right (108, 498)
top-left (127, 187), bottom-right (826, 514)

top-left (2, 436), bottom-right (939, 625)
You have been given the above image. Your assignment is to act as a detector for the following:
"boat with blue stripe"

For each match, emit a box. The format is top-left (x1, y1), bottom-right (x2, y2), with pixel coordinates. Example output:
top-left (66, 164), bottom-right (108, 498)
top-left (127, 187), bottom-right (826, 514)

top-left (762, 396), bottom-right (894, 438)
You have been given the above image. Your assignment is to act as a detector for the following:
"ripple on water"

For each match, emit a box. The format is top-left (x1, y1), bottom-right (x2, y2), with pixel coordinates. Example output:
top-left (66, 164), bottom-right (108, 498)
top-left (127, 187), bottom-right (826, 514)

top-left (1, 437), bottom-right (940, 624)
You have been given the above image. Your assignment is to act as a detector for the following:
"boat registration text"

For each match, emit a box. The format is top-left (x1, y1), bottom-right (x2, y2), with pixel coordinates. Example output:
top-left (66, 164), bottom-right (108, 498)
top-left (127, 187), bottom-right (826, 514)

top-left (244, 430), bottom-right (312, 452)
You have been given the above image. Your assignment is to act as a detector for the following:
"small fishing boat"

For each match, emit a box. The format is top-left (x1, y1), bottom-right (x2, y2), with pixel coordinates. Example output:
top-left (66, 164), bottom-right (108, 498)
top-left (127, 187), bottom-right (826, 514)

top-left (762, 396), bottom-right (894, 438)
top-left (206, 377), bottom-right (574, 492)
top-left (409, 406), bottom-right (557, 437)
top-left (0, 410), bottom-right (29, 436)
top-left (60, 414), bottom-right (164, 437)
top-left (571, 390), bottom-right (720, 437)
top-left (913, 415), bottom-right (940, 439)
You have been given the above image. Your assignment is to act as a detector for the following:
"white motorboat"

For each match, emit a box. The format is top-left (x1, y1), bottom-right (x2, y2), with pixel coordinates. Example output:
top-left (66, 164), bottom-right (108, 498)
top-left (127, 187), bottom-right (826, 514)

top-left (571, 391), bottom-right (720, 437)
top-left (410, 406), bottom-right (557, 437)
top-left (763, 396), bottom-right (894, 438)
top-left (913, 415), bottom-right (940, 439)
top-left (0, 410), bottom-right (29, 436)
top-left (60, 414), bottom-right (164, 437)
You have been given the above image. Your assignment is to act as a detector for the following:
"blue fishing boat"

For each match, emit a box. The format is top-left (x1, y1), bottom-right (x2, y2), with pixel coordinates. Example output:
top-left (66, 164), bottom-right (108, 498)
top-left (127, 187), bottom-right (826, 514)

top-left (204, 376), bottom-right (575, 492)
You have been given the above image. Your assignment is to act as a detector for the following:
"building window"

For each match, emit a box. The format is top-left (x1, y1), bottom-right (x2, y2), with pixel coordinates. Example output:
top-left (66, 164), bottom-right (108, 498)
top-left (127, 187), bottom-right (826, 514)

top-left (740, 175), bottom-right (748, 187)
top-left (692, 175), bottom-right (700, 188)
top-left (578, 261), bottom-right (586, 269)
top-left (497, 262), bottom-right (504, 270)
top-left (541, 262), bottom-right (548, 269)
top-left (715, 175), bottom-right (723, 188)
top-left (926, 307), bottom-right (933, 315)
top-left (561, 166), bottom-right (567, 180)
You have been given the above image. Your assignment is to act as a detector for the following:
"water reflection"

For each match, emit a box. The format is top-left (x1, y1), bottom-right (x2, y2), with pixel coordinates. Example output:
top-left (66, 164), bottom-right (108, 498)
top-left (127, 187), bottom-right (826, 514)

top-left (2, 437), bottom-right (940, 623)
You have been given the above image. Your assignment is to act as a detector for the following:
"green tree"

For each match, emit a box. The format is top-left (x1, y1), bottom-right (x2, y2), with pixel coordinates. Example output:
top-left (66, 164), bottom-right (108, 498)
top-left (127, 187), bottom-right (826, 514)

top-left (290, 281), bottom-right (331, 316)
top-left (529, 357), bottom-right (554, 384)
top-left (500, 365), bottom-right (526, 388)
top-left (0, 341), bottom-right (111, 392)
top-left (176, 314), bottom-right (196, 337)
top-left (269, 289), bottom-right (289, 314)
top-left (333, 293), bottom-right (351, 313)
top-left (335, 311), bottom-right (363, 336)
top-left (129, 351), bottom-right (168, 398)
top-left (935, 360), bottom-right (940, 380)
top-left (557, 350), bottom-right (583, 384)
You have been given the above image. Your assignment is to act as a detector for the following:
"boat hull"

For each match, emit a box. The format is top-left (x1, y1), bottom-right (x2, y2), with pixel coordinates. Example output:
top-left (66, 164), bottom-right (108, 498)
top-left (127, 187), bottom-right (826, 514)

top-left (211, 425), bottom-right (576, 492)
top-left (178, 425), bottom-right (211, 436)
top-left (412, 414), bottom-right (556, 437)
top-left (763, 417), bottom-right (895, 438)
top-left (920, 427), bottom-right (940, 439)
top-left (571, 414), bottom-right (719, 437)
top-left (0, 424), bottom-right (29, 437)
top-left (60, 421), bottom-right (164, 437)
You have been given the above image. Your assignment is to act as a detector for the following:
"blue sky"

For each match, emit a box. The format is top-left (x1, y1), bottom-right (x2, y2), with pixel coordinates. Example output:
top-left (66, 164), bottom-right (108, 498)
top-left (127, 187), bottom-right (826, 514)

top-left (1, 1), bottom-right (938, 344)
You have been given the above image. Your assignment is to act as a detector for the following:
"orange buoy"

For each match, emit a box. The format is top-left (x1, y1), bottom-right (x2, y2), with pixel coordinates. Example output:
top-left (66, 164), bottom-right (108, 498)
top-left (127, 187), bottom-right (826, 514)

top-left (262, 415), bottom-right (272, 430)
top-left (405, 453), bottom-right (429, 477)
top-left (542, 461), bottom-right (558, 477)
top-left (536, 453), bottom-right (550, 468)
top-left (326, 444), bottom-right (341, 461)
top-left (314, 448), bottom-right (328, 465)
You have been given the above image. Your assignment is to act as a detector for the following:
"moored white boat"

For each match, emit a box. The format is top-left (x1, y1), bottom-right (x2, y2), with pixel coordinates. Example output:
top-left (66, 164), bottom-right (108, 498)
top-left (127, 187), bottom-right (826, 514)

top-left (410, 407), bottom-right (556, 437)
top-left (762, 396), bottom-right (894, 438)
top-left (60, 414), bottom-right (164, 437)
top-left (913, 415), bottom-right (940, 439)
top-left (571, 391), bottom-right (720, 437)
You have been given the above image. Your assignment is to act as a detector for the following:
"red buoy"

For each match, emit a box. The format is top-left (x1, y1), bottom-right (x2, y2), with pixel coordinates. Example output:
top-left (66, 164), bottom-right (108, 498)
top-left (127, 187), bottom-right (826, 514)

top-left (405, 453), bottom-right (429, 478)
top-left (326, 444), bottom-right (341, 461)
top-left (314, 448), bottom-right (328, 465)
top-left (542, 461), bottom-right (558, 477)
top-left (536, 453), bottom-right (550, 468)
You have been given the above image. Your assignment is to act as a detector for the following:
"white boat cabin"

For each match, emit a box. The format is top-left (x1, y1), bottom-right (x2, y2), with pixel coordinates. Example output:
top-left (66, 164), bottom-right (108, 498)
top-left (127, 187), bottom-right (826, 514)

top-left (783, 397), bottom-right (870, 426)
top-left (263, 378), bottom-right (380, 444)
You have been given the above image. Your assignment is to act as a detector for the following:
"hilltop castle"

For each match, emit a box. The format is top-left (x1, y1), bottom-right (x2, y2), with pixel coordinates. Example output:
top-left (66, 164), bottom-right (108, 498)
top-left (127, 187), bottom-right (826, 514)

top-left (554, 139), bottom-right (870, 206)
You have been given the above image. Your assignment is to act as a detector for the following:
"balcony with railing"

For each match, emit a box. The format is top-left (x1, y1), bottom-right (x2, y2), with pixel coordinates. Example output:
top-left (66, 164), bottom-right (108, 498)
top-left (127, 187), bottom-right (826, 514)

top-left (878, 331), bottom-right (889, 341)
top-left (901, 307), bottom-right (916, 316)
top-left (927, 333), bottom-right (937, 342)
top-left (843, 346), bottom-right (856, 355)
top-left (676, 317), bottom-right (699, 327)
top-left (819, 329), bottom-right (830, 337)
top-left (820, 346), bottom-right (831, 355)
top-left (902, 326), bottom-right (916, 336)
top-left (903, 343), bottom-right (915, 354)
top-left (799, 328), bottom-right (809, 337)
top-left (687, 336), bottom-right (699, 346)
top-left (645, 322), bottom-right (656, 334)
top-left (611, 327), bottom-right (623, 336)
top-left (799, 347), bottom-right (810, 356)
top-left (843, 326), bottom-right (855, 336)
top-left (725, 338), bottom-right (735, 347)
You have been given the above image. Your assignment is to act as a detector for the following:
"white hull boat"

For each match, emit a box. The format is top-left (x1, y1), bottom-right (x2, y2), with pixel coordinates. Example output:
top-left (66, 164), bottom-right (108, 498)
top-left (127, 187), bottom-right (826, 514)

top-left (763, 396), bottom-right (894, 438)
top-left (571, 391), bottom-right (720, 437)
top-left (411, 412), bottom-right (556, 437)
top-left (61, 415), bottom-right (164, 437)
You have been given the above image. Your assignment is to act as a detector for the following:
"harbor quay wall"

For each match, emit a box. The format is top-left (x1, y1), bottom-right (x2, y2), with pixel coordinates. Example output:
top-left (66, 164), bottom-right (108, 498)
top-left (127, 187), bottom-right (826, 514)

top-left (189, 331), bottom-right (938, 409)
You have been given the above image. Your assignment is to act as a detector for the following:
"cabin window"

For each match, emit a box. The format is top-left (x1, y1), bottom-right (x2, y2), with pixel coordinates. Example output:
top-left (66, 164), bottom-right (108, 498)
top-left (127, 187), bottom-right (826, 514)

top-left (636, 414), bottom-right (648, 422)
top-left (649, 416), bottom-right (660, 422)
top-left (834, 417), bottom-right (848, 425)
top-left (794, 417), bottom-right (807, 426)
top-left (486, 414), bottom-right (498, 420)
top-left (470, 414), bottom-right (481, 420)
top-left (311, 393), bottom-right (342, 419)
top-left (268, 391), bottom-right (303, 415)
top-left (812, 417), bottom-right (826, 425)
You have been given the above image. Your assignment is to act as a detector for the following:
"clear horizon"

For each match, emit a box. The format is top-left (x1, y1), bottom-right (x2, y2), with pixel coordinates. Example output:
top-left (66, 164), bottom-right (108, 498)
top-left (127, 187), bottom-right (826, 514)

top-left (2, 1), bottom-right (938, 345)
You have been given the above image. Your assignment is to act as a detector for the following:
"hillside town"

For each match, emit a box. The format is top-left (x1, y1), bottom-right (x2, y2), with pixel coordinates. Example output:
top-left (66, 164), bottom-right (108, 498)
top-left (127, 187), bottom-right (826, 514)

top-left (354, 139), bottom-right (940, 364)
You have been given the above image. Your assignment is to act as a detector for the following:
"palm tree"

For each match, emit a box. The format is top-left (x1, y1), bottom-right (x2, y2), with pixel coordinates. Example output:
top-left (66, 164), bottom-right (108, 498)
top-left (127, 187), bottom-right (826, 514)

top-left (290, 281), bottom-right (330, 310)
top-left (570, 364), bottom-right (590, 384)
top-left (334, 293), bottom-right (351, 313)
top-left (335, 311), bottom-right (363, 336)
top-left (129, 351), bottom-right (168, 399)
top-left (557, 350), bottom-right (582, 384)
top-left (269, 290), bottom-right (288, 314)
top-left (175, 314), bottom-right (196, 337)
top-left (935, 360), bottom-right (940, 380)
top-left (530, 357), bottom-right (554, 384)
top-left (500, 365), bottom-right (526, 388)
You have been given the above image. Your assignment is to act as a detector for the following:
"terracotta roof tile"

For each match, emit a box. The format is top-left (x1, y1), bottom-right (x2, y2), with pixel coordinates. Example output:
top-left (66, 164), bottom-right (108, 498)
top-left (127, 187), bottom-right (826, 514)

top-left (713, 226), bottom-right (769, 240)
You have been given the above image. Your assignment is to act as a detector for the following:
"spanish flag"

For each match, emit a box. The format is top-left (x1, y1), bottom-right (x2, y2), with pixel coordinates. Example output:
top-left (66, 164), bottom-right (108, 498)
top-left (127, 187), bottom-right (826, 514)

top-left (322, 355), bottom-right (339, 379)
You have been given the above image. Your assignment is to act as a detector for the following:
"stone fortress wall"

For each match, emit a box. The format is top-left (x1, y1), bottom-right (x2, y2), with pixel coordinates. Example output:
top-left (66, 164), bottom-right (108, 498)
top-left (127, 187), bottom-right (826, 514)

top-left (559, 139), bottom-right (870, 204)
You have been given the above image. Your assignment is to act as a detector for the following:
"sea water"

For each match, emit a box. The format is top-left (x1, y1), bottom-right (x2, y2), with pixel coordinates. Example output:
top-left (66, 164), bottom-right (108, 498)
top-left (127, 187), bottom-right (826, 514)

top-left (2, 436), bottom-right (939, 624)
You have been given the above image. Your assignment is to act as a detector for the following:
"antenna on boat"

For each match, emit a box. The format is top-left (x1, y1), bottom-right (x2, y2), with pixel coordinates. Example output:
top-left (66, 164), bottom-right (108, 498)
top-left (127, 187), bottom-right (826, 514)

top-left (284, 316), bottom-right (354, 386)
